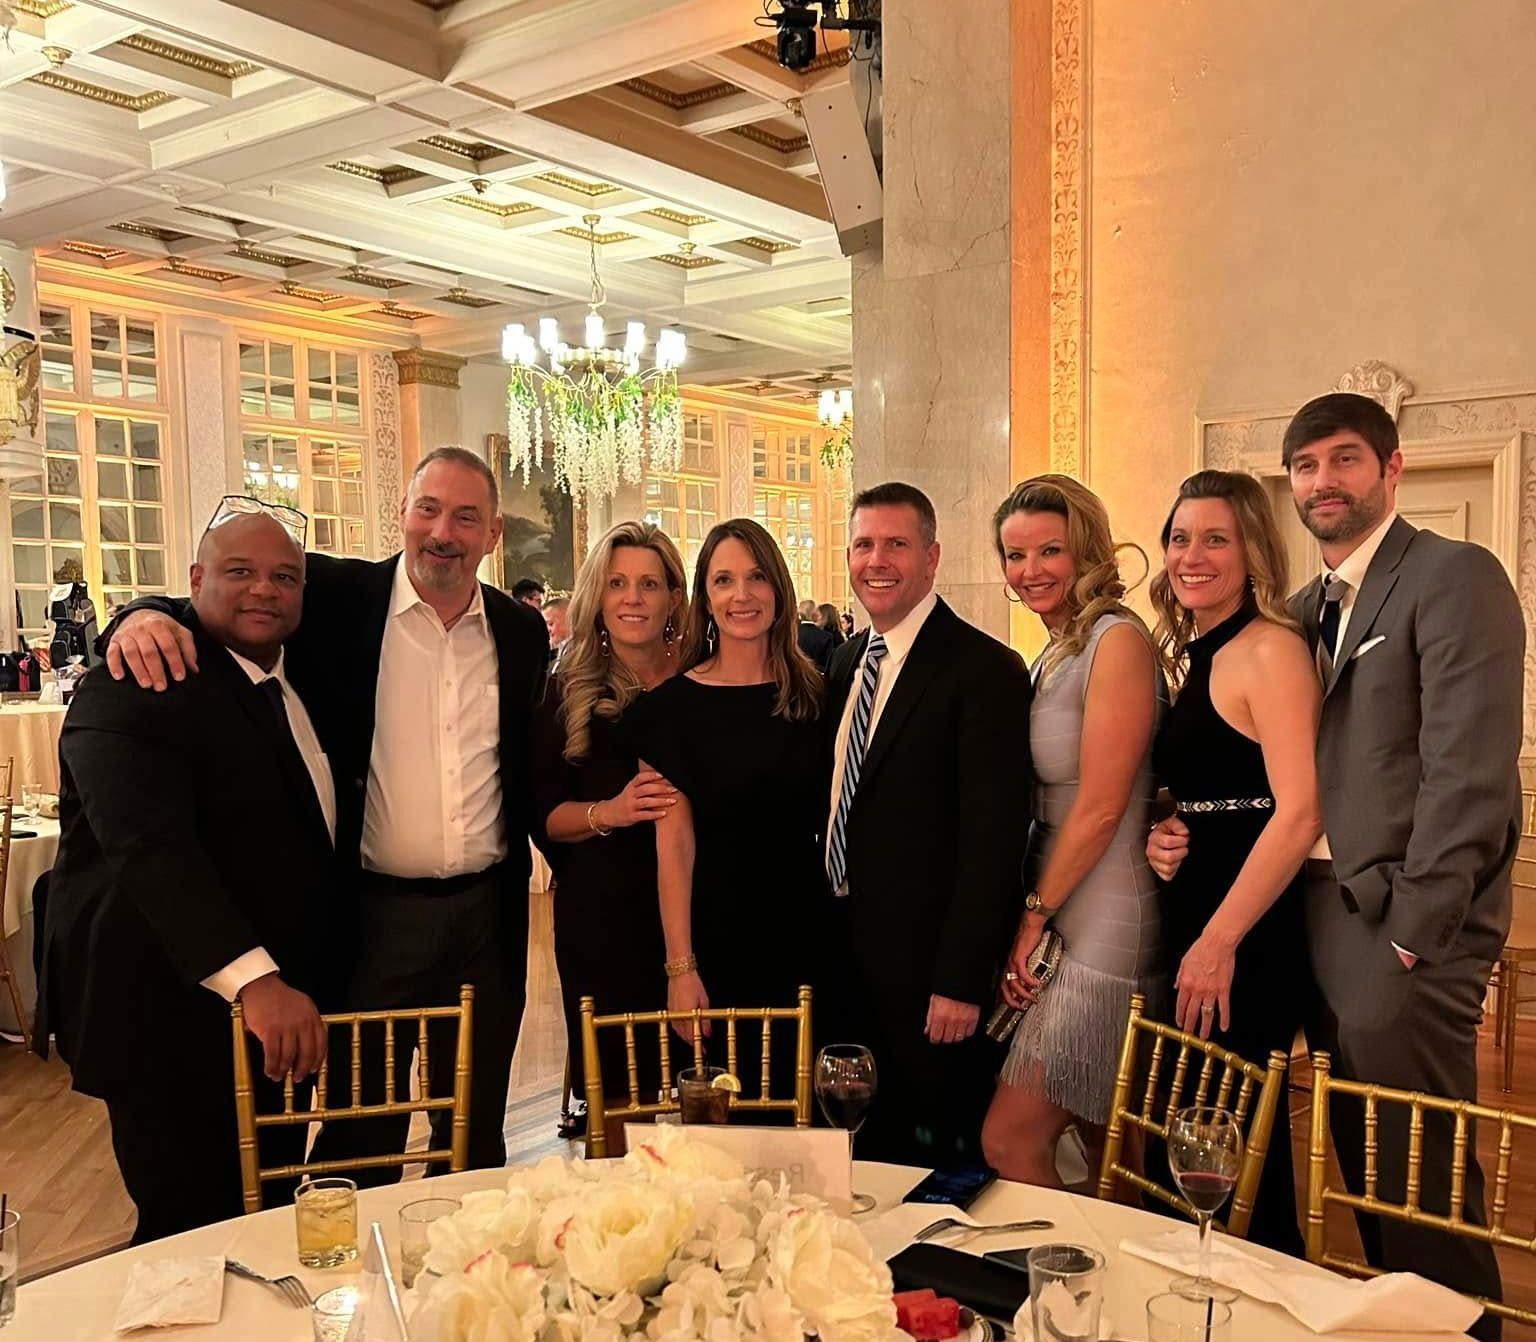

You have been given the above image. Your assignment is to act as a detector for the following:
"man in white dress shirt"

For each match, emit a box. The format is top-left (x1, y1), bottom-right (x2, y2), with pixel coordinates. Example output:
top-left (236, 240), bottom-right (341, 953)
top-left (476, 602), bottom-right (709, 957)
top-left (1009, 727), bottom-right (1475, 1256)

top-left (41, 508), bottom-right (339, 1239)
top-left (104, 448), bottom-right (550, 1179)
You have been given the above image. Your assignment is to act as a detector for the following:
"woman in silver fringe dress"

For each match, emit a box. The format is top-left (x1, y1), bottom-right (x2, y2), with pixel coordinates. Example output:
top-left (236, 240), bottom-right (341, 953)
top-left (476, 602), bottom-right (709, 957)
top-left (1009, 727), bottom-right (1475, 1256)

top-left (980, 476), bottom-right (1167, 1187)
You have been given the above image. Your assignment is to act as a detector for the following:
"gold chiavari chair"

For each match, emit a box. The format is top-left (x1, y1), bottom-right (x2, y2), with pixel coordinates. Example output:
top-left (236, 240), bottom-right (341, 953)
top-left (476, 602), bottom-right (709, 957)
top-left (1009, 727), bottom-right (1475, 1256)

top-left (1097, 992), bottom-right (1289, 1239)
top-left (579, 985), bottom-right (813, 1159)
top-left (0, 757), bottom-right (13, 804)
top-left (0, 784), bottom-right (30, 1043)
top-left (1305, 1050), bottom-right (1536, 1328)
top-left (231, 985), bottom-right (475, 1214)
top-left (1488, 804), bottom-right (1536, 1090)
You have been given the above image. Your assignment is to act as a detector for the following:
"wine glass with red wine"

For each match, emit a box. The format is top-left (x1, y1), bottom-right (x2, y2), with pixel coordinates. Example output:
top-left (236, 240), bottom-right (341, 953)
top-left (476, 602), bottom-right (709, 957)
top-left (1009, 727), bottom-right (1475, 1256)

top-left (1166, 1105), bottom-right (1243, 1304)
top-left (815, 1044), bottom-right (877, 1213)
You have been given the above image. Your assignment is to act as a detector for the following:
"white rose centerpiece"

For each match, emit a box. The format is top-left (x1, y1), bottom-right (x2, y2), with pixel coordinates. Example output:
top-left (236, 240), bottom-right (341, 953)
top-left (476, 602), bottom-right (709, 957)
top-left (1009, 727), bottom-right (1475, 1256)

top-left (410, 1128), bottom-right (900, 1342)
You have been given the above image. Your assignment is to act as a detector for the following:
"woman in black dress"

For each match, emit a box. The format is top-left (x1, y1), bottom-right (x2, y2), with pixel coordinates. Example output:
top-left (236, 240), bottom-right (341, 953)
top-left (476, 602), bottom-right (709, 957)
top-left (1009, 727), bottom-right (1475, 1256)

top-left (1147, 470), bottom-right (1323, 1255)
top-left (532, 520), bottom-right (688, 1109)
top-left (629, 519), bottom-right (824, 1089)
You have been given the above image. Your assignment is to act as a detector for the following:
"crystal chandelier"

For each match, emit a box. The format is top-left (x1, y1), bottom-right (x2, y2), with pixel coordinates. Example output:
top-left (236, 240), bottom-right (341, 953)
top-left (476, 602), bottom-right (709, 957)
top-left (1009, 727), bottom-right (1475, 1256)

top-left (502, 213), bottom-right (686, 497)
top-left (817, 387), bottom-right (853, 470)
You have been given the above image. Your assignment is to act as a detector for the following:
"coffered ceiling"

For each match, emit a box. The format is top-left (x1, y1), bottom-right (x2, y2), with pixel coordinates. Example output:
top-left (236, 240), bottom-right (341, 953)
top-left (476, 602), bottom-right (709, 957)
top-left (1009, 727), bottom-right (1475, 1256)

top-left (0, 0), bottom-right (860, 391)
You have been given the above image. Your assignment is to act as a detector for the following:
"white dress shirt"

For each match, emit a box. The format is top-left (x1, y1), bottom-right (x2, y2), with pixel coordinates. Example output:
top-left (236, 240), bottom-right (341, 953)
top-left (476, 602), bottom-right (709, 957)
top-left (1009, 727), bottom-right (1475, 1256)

top-left (202, 649), bottom-right (336, 1002)
top-left (825, 589), bottom-right (939, 881)
top-left (362, 559), bottom-right (506, 879)
top-left (1310, 510), bottom-right (1397, 863)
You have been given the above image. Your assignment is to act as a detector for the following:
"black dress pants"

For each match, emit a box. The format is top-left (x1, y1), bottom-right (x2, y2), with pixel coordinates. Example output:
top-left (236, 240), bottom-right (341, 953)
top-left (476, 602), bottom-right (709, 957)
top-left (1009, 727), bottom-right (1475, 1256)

top-left (310, 870), bottom-right (526, 1185)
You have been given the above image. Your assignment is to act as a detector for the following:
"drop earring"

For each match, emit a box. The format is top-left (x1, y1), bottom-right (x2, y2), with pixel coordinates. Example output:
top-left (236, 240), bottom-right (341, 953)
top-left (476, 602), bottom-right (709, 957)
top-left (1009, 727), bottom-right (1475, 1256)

top-left (706, 617), bottom-right (717, 654)
top-left (1003, 582), bottom-right (1023, 605)
top-left (600, 626), bottom-right (611, 657)
top-left (663, 616), bottom-right (675, 656)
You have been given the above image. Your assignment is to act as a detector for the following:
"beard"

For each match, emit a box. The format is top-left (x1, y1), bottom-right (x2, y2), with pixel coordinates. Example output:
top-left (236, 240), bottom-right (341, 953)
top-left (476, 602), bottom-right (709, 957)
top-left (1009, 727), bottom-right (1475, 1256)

top-left (1297, 477), bottom-right (1388, 543)
top-left (410, 543), bottom-right (467, 591)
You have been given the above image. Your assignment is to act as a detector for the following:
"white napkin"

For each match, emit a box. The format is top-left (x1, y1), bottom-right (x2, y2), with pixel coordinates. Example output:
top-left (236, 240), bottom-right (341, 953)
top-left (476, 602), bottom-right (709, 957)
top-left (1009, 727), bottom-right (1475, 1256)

top-left (113, 1256), bottom-right (225, 1332)
top-left (1120, 1230), bottom-right (1482, 1335)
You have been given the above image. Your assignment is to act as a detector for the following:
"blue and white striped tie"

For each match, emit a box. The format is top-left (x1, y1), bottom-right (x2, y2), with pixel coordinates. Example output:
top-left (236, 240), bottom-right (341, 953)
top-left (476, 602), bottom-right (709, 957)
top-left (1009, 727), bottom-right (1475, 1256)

top-left (826, 634), bottom-right (888, 894)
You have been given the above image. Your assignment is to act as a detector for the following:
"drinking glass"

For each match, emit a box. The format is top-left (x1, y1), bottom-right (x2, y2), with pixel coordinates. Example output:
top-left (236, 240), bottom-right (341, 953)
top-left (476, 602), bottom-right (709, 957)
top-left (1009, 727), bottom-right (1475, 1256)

top-left (310, 1285), bottom-right (359, 1342)
top-left (398, 1197), bottom-right (459, 1289)
top-left (677, 1066), bottom-right (733, 1124)
top-left (17, 784), bottom-right (40, 821)
top-left (1026, 1243), bottom-right (1105, 1342)
top-left (814, 1044), bottom-right (877, 1213)
top-left (1146, 1291), bottom-right (1233, 1341)
top-left (295, 1177), bottom-right (358, 1268)
top-left (1166, 1106), bottom-right (1243, 1304)
top-left (0, 1209), bottom-right (19, 1329)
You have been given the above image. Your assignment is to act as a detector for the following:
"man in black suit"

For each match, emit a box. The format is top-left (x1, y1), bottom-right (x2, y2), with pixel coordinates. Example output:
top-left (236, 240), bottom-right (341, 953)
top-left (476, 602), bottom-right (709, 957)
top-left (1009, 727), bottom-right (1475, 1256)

top-left (824, 482), bottom-right (1033, 1166)
top-left (103, 447), bottom-right (548, 1177)
top-left (797, 599), bottom-right (838, 673)
top-left (38, 509), bottom-right (337, 1241)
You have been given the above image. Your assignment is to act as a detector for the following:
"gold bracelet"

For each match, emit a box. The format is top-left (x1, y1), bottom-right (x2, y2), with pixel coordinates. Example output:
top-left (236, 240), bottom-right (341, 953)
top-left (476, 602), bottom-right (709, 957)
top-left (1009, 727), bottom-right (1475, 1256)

top-left (664, 953), bottom-right (698, 979)
top-left (586, 802), bottom-right (612, 837)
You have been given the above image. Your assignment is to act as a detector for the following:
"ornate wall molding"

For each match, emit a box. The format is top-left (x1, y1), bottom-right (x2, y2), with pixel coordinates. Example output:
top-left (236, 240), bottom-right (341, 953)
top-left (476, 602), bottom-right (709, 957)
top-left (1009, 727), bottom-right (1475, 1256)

top-left (1334, 359), bottom-right (1415, 422)
top-left (1199, 376), bottom-right (1536, 755)
top-left (180, 330), bottom-right (231, 549)
top-left (1049, 0), bottom-right (1090, 477)
top-left (392, 348), bottom-right (467, 389)
top-left (727, 420), bottom-right (752, 518)
top-left (368, 351), bottom-right (404, 555)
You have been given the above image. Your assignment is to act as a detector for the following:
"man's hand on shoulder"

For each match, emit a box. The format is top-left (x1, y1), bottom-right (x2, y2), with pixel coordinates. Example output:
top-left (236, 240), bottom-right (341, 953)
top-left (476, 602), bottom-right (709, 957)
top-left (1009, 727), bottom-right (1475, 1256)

top-left (107, 609), bottom-right (198, 691)
top-left (925, 994), bottom-right (980, 1045)
top-left (238, 972), bottom-right (327, 1081)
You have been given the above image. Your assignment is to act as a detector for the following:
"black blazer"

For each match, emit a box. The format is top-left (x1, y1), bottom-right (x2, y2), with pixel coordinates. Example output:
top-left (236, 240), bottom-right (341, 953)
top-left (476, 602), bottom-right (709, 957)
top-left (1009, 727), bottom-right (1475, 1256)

top-left (825, 598), bottom-right (1034, 1013)
top-left (110, 553), bottom-right (550, 880)
top-left (797, 621), bottom-right (839, 674)
top-left (37, 617), bottom-right (339, 1096)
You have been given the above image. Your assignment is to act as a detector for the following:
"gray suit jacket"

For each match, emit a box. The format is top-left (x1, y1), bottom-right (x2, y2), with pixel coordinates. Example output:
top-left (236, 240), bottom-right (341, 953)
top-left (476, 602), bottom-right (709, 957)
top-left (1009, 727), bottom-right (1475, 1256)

top-left (1292, 516), bottom-right (1523, 967)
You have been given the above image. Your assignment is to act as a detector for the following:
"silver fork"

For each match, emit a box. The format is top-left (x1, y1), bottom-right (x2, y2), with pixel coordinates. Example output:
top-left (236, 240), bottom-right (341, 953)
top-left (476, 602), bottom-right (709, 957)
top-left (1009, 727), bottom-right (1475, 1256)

top-left (225, 1258), bottom-right (313, 1308)
top-left (913, 1216), bottom-right (1054, 1245)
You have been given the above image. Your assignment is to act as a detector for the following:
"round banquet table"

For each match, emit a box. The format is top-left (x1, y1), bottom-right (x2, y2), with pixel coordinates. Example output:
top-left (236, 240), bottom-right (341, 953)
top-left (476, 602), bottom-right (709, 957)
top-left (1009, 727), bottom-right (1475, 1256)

top-left (0, 702), bottom-right (67, 795)
top-left (7, 1160), bottom-right (1476, 1341)
top-left (0, 818), bottom-right (61, 1035)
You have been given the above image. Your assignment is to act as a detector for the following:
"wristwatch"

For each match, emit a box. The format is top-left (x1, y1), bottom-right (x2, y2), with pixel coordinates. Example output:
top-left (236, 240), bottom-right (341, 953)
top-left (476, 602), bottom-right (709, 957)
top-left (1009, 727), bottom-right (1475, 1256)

top-left (1024, 890), bottom-right (1048, 915)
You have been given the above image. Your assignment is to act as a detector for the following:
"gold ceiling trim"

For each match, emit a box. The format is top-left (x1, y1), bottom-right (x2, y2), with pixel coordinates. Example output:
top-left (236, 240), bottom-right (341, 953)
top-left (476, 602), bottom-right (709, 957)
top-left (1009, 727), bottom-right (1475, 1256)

top-left (417, 135), bottom-right (506, 162)
top-left (12, 0), bottom-right (72, 17)
top-left (59, 240), bottom-right (127, 260)
top-left (327, 161), bottom-right (421, 187)
top-left (343, 268), bottom-right (410, 290)
top-left (738, 235), bottom-right (795, 254)
top-left (117, 34), bottom-right (260, 80)
top-left (730, 124), bottom-right (810, 154)
top-left (557, 226), bottom-right (637, 246)
top-left (230, 241), bottom-right (304, 268)
top-left (620, 76), bottom-right (740, 111)
top-left (533, 171), bottom-right (619, 199)
top-left (447, 194), bottom-right (539, 219)
top-left (163, 258), bottom-right (238, 282)
top-left (745, 38), bottom-right (850, 75)
top-left (646, 207), bottom-right (712, 227)
top-left (29, 71), bottom-right (176, 112)
top-left (279, 281), bottom-right (345, 303)
top-left (110, 221), bottom-right (190, 243)
top-left (375, 302), bottom-right (431, 322)
top-left (440, 290), bottom-right (497, 309)
top-left (653, 253), bottom-right (723, 271)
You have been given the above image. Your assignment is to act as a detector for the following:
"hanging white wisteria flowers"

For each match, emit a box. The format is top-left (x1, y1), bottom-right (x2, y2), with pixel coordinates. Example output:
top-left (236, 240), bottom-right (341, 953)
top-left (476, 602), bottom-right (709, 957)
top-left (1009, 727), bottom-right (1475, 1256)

top-left (409, 1126), bottom-right (901, 1342)
top-left (503, 213), bottom-right (686, 498)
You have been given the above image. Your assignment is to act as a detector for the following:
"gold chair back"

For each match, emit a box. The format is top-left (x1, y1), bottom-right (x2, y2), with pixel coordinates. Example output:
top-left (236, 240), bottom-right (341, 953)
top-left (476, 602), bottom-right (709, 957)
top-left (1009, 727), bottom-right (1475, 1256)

top-left (1097, 992), bottom-right (1289, 1239)
top-left (579, 985), bottom-right (814, 1158)
top-left (0, 791), bottom-right (29, 1043)
top-left (0, 756), bottom-right (13, 802)
top-left (1304, 1050), bottom-right (1536, 1328)
top-left (231, 984), bottom-right (475, 1213)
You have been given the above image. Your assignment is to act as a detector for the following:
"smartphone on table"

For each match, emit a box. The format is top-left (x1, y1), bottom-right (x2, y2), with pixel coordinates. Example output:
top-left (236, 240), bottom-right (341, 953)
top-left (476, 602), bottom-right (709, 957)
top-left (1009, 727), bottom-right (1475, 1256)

top-left (900, 1166), bottom-right (997, 1211)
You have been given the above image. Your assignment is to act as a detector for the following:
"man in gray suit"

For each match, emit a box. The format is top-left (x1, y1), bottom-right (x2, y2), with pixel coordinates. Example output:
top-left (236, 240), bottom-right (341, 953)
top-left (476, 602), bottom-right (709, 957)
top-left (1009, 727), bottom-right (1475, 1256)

top-left (1151, 392), bottom-right (1519, 1335)
top-left (1292, 392), bottom-right (1519, 1336)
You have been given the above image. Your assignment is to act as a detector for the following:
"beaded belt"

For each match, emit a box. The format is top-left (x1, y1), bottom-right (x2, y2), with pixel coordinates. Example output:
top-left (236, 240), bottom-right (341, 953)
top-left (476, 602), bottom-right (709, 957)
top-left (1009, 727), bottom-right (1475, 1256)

top-left (1175, 797), bottom-right (1274, 814)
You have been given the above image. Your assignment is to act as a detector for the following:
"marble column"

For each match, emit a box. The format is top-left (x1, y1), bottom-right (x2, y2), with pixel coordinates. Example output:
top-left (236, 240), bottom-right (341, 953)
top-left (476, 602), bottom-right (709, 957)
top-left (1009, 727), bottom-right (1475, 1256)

top-left (392, 348), bottom-right (468, 480)
top-left (850, 0), bottom-right (1052, 644)
top-left (0, 243), bottom-right (49, 650)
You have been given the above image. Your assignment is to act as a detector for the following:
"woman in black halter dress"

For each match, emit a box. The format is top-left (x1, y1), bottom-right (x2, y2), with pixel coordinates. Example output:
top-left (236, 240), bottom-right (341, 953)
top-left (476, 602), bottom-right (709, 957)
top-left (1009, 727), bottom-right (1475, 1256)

top-left (1148, 471), bottom-right (1324, 1256)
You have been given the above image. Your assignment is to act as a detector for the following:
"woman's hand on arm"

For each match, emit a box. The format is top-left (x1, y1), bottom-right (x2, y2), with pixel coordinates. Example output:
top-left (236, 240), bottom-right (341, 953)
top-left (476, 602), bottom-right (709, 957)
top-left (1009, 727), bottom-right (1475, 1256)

top-left (543, 768), bottom-right (679, 844)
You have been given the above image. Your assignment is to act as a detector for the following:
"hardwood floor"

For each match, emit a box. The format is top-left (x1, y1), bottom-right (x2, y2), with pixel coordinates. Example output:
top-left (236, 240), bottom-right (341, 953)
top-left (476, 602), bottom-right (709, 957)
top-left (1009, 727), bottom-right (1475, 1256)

top-left (5, 887), bottom-right (1536, 1339)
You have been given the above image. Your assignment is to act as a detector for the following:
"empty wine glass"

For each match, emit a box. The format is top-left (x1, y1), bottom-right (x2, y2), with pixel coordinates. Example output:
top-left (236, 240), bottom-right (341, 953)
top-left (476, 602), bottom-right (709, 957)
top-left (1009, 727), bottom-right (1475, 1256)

top-left (815, 1044), bottom-right (877, 1213)
top-left (1166, 1106), bottom-right (1243, 1304)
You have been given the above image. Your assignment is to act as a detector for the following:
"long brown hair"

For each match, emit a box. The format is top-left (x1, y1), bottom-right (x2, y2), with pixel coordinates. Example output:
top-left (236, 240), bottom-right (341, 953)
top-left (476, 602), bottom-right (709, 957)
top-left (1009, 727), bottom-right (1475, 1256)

top-left (992, 474), bottom-right (1151, 680)
top-left (1149, 469), bottom-right (1299, 689)
top-left (559, 520), bottom-right (688, 761)
top-left (680, 518), bottom-right (822, 722)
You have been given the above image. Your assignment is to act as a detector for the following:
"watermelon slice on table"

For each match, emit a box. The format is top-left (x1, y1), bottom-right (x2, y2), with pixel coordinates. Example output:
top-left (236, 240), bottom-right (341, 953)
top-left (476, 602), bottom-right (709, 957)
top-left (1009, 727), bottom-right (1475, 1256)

top-left (894, 1290), bottom-right (961, 1340)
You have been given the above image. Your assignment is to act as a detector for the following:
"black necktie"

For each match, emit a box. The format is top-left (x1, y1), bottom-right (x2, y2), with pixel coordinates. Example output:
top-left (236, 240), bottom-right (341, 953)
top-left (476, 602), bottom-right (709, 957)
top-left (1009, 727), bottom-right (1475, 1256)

top-left (258, 677), bottom-right (328, 839)
top-left (259, 676), bottom-right (293, 736)
top-left (1319, 574), bottom-right (1346, 665)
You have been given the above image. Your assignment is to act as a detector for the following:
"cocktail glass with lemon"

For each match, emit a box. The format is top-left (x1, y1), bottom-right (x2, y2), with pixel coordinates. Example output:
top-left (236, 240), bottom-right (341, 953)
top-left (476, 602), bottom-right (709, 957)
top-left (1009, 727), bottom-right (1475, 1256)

top-left (678, 1067), bottom-right (739, 1123)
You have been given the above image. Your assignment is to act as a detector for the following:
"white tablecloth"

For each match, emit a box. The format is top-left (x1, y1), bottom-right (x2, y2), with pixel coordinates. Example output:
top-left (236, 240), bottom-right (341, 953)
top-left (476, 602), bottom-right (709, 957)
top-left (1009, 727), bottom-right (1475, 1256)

top-left (0, 819), bottom-right (60, 1033)
top-left (8, 1160), bottom-right (1476, 1340)
top-left (0, 703), bottom-right (67, 795)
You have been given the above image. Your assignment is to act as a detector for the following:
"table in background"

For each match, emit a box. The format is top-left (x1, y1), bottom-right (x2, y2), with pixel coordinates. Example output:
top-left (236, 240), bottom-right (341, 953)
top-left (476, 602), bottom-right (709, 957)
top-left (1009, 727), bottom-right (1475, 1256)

top-left (0, 702), bottom-right (67, 795)
top-left (7, 1159), bottom-right (1476, 1341)
top-left (0, 819), bottom-right (61, 1035)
